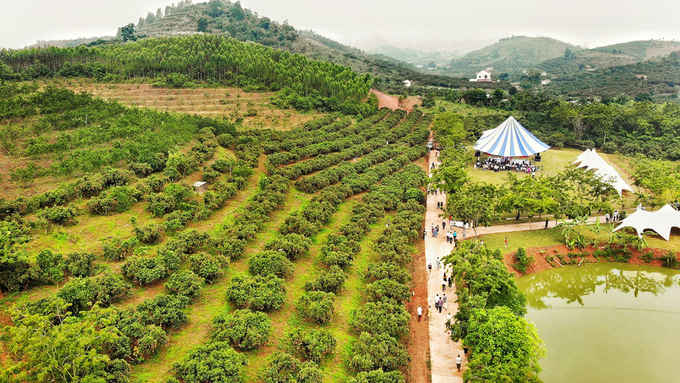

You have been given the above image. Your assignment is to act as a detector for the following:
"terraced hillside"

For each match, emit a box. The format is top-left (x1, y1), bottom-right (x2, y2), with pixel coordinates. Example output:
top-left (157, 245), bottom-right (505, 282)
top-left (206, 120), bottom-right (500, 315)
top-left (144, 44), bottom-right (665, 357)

top-left (0, 84), bottom-right (431, 382)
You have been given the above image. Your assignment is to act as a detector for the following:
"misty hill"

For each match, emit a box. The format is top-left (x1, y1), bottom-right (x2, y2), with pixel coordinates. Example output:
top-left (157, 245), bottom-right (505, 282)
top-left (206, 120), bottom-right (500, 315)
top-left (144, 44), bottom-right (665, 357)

top-left (446, 36), bottom-right (582, 76)
top-left (537, 39), bottom-right (680, 76)
top-left (543, 51), bottom-right (680, 99)
top-left (369, 45), bottom-right (458, 67)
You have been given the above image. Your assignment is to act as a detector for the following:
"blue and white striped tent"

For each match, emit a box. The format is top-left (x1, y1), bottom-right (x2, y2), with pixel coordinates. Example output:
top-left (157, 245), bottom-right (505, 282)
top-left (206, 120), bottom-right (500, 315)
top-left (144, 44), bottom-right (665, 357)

top-left (473, 116), bottom-right (550, 157)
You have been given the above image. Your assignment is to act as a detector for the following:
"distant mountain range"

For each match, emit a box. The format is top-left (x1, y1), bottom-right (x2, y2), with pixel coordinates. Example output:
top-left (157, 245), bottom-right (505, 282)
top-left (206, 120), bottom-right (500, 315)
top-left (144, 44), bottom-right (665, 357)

top-left (445, 36), bottom-right (583, 76)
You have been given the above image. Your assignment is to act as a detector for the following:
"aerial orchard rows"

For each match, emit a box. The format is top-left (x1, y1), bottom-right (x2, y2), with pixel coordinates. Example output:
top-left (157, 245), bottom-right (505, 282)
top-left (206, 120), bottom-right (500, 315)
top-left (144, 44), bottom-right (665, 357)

top-left (0, 103), bottom-right (431, 382)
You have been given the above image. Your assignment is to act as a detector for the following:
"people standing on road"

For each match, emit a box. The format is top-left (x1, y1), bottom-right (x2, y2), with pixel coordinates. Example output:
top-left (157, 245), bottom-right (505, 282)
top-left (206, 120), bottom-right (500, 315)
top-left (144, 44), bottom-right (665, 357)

top-left (417, 306), bottom-right (423, 322)
top-left (605, 212), bottom-right (611, 223)
top-left (455, 355), bottom-right (463, 372)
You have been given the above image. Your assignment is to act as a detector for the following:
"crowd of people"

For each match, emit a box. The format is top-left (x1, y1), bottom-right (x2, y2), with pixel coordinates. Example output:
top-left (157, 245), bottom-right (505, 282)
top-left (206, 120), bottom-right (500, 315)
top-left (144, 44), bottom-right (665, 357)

top-left (475, 156), bottom-right (540, 175)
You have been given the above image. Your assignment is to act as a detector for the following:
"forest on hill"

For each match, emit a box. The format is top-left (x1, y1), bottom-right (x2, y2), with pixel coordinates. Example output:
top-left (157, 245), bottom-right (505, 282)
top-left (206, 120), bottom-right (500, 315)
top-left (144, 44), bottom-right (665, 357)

top-left (445, 36), bottom-right (582, 76)
top-left (0, 34), bottom-right (376, 115)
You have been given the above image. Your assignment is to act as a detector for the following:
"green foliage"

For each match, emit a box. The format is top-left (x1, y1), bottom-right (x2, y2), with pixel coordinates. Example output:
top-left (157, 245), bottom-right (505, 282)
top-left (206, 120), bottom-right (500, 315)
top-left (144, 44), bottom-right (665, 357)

top-left (165, 271), bottom-right (205, 299)
top-left (37, 205), bottom-right (78, 225)
top-left (226, 274), bottom-right (286, 311)
top-left (134, 223), bottom-right (163, 244)
top-left (173, 341), bottom-right (247, 383)
top-left (463, 307), bottom-right (545, 383)
top-left (211, 309), bottom-right (272, 351)
top-left (264, 234), bottom-right (312, 260)
top-left (348, 332), bottom-right (410, 373)
top-left (296, 291), bottom-right (335, 324)
top-left (56, 272), bottom-right (130, 314)
top-left (136, 294), bottom-right (189, 329)
top-left (121, 256), bottom-right (167, 286)
top-left (65, 251), bottom-right (96, 277)
top-left (365, 280), bottom-right (410, 303)
top-left (350, 370), bottom-right (405, 383)
top-left (513, 247), bottom-right (534, 274)
top-left (102, 237), bottom-right (138, 261)
top-left (189, 252), bottom-right (223, 283)
top-left (350, 299), bottom-right (410, 341)
top-left (283, 328), bottom-right (337, 363)
top-left (304, 265), bottom-right (347, 293)
top-left (248, 250), bottom-right (294, 278)
top-left (261, 352), bottom-right (323, 383)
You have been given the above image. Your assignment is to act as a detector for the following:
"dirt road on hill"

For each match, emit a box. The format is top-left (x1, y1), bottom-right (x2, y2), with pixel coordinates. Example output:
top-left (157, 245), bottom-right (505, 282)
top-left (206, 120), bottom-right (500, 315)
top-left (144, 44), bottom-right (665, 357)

top-left (370, 89), bottom-right (421, 112)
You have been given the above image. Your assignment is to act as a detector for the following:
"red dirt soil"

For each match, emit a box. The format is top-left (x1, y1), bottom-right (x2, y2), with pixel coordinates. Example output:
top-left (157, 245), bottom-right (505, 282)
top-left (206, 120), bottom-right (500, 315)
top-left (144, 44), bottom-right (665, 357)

top-left (370, 89), bottom-right (421, 112)
top-left (504, 244), bottom-right (674, 277)
top-left (408, 233), bottom-right (431, 383)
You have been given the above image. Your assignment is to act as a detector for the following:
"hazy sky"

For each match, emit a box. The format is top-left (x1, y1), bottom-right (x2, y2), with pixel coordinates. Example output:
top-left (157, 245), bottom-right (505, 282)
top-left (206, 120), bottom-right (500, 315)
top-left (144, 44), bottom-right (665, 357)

top-left (2, 0), bottom-right (680, 52)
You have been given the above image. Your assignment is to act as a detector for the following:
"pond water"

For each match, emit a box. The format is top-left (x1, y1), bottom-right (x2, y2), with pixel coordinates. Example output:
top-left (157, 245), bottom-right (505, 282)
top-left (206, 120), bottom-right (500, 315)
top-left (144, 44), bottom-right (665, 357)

top-left (516, 263), bottom-right (680, 383)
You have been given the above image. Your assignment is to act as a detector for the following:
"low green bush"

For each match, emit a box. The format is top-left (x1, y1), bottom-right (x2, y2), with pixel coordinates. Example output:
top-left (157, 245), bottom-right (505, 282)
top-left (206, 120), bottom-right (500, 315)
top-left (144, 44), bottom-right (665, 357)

top-left (211, 309), bottom-right (272, 351)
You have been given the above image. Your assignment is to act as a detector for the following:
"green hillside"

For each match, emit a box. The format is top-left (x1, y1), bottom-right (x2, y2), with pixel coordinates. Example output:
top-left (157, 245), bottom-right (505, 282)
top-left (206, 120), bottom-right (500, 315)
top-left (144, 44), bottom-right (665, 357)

top-left (446, 36), bottom-right (582, 76)
top-left (130, 0), bottom-right (473, 91)
top-left (543, 51), bottom-right (680, 99)
top-left (537, 40), bottom-right (680, 76)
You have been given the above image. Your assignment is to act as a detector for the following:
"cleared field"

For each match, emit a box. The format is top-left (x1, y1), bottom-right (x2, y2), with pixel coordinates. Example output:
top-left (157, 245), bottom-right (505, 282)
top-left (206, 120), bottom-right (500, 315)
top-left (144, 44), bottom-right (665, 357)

top-left (42, 79), bottom-right (323, 130)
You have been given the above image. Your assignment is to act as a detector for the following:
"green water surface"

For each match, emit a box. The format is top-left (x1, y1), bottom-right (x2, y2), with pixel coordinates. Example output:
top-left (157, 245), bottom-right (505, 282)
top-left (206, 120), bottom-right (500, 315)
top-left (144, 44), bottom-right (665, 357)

top-left (516, 263), bottom-right (680, 383)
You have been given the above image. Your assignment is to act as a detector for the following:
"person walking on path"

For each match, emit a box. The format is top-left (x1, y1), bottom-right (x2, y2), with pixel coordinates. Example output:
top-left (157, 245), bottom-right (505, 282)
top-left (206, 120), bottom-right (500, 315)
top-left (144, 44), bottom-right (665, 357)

top-left (417, 306), bottom-right (423, 322)
top-left (455, 355), bottom-right (463, 372)
top-left (545, 218), bottom-right (549, 229)
top-left (428, 263), bottom-right (432, 275)
top-left (448, 276), bottom-right (453, 289)
top-left (423, 229), bottom-right (427, 240)
top-left (443, 294), bottom-right (448, 310)
top-left (436, 257), bottom-right (441, 269)
top-left (427, 305), bottom-right (432, 321)
top-left (442, 220), bottom-right (446, 230)
top-left (605, 212), bottom-right (610, 223)
top-left (453, 231), bottom-right (458, 243)
top-left (504, 237), bottom-right (508, 249)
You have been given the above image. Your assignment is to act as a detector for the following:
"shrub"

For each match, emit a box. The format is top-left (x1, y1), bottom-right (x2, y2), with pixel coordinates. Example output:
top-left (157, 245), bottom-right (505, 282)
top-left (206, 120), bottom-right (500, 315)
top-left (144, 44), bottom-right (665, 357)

top-left (248, 251), bottom-right (294, 278)
top-left (65, 251), bottom-right (96, 277)
top-left (261, 352), bottom-right (322, 383)
top-left (37, 205), bottom-right (78, 225)
top-left (211, 309), bottom-right (272, 351)
top-left (32, 249), bottom-right (65, 284)
top-left (173, 342), bottom-right (247, 383)
top-left (189, 252), bottom-right (223, 283)
top-left (264, 234), bottom-right (312, 260)
top-left (136, 294), bottom-right (189, 330)
top-left (217, 238), bottom-right (247, 260)
top-left (164, 271), bottom-right (204, 299)
top-left (365, 280), bottom-right (410, 303)
top-left (659, 251), bottom-right (679, 268)
top-left (513, 247), bottom-right (534, 274)
top-left (304, 266), bottom-right (346, 293)
top-left (56, 272), bottom-right (130, 313)
top-left (284, 328), bottom-right (336, 363)
top-left (158, 248), bottom-right (182, 272)
top-left (129, 162), bottom-right (154, 177)
top-left (365, 262), bottom-right (411, 284)
top-left (121, 256), bottom-right (167, 286)
top-left (102, 237), bottom-right (138, 261)
top-left (166, 229), bottom-right (210, 254)
top-left (226, 275), bottom-right (286, 311)
top-left (134, 224), bottom-right (163, 244)
top-left (134, 325), bottom-right (168, 362)
top-left (217, 134), bottom-right (237, 148)
top-left (348, 332), bottom-right (410, 373)
top-left (350, 370), bottom-right (406, 383)
top-left (296, 291), bottom-right (335, 325)
top-left (350, 299), bottom-right (410, 340)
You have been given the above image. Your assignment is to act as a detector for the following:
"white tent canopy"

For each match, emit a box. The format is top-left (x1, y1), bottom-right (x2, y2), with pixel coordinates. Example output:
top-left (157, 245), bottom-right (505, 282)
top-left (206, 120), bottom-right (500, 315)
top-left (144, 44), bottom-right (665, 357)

top-left (573, 149), bottom-right (632, 195)
top-left (473, 116), bottom-right (550, 157)
top-left (613, 204), bottom-right (680, 241)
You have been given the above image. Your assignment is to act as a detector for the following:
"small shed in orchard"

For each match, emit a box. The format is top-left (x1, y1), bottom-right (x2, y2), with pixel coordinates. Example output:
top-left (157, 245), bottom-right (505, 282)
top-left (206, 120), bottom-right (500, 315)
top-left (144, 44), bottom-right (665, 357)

top-left (193, 181), bottom-right (208, 195)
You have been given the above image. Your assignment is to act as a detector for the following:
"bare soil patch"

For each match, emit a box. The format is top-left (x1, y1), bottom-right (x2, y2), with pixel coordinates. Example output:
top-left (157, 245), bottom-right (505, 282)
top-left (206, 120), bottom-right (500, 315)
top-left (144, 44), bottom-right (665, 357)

top-left (505, 244), bottom-right (673, 277)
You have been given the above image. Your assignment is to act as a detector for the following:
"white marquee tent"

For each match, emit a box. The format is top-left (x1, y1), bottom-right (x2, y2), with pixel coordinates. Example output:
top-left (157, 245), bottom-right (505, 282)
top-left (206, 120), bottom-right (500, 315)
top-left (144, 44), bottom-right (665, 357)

top-left (613, 204), bottom-right (680, 241)
top-left (473, 116), bottom-right (550, 157)
top-left (572, 149), bottom-right (632, 195)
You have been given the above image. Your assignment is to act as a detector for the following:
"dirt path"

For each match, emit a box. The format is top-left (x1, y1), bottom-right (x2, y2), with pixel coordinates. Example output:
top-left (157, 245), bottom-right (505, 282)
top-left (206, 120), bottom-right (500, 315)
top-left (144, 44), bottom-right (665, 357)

top-left (408, 229), bottom-right (431, 383)
top-left (425, 149), bottom-right (464, 382)
top-left (370, 89), bottom-right (421, 112)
